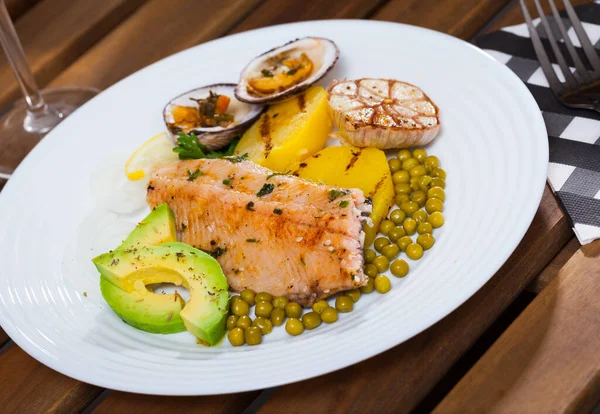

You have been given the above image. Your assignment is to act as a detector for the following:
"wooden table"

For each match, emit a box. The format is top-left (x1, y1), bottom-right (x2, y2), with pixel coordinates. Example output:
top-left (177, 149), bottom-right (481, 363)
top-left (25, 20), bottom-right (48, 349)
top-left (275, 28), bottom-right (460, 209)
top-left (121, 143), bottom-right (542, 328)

top-left (1, 0), bottom-right (599, 412)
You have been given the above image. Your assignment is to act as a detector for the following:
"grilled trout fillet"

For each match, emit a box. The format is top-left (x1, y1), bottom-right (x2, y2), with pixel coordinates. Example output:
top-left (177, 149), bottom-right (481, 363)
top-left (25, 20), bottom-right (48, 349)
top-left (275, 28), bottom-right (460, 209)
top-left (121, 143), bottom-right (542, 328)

top-left (147, 158), bottom-right (371, 306)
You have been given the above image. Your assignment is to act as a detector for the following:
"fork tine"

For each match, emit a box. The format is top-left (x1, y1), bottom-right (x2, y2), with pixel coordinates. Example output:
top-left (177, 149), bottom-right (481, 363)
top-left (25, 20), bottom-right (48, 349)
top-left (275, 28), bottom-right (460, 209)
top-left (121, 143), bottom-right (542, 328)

top-left (562, 0), bottom-right (600, 73)
top-left (533, 0), bottom-right (581, 88)
top-left (520, 0), bottom-right (564, 95)
top-left (546, 0), bottom-right (592, 83)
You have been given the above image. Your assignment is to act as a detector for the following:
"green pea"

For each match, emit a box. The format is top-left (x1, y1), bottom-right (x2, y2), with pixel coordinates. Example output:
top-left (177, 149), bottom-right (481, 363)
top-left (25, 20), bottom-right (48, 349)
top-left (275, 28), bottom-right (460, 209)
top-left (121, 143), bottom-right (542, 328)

top-left (424, 155), bottom-right (439, 170)
top-left (411, 191), bottom-right (427, 207)
top-left (240, 289), bottom-right (256, 306)
top-left (379, 219), bottom-right (395, 236)
top-left (428, 212), bottom-right (445, 228)
top-left (335, 296), bottom-right (354, 312)
top-left (285, 318), bottom-right (304, 336)
top-left (321, 307), bottom-right (338, 323)
top-left (427, 186), bottom-right (445, 202)
top-left (252, 316), bottom-right (273, 334)
top-left (271, 308), bottom-right (286, 326)
top-left (390, 259), bottom-right (409, 277)
top-left (373, 255), bottom-right (390, 273)
top-left (402, 158), bottom-right (419, 171)
top-left (397, 236), bottom-right (413, 252)
top-left (364, 248), bottom-right (376, 264)
top-left (395, 194), bottom-right (410, 206)
top-left (388, 225), bottom-right (406, 243)
top-left (400, 201), bottom-right (419, 216)
top-left (236, 315), bottom-right (252, 330)
top-left (389, 209), bottom-right (406, 224)
top-left (409, 165), bottom-right (426, 178)
top-left (255, 292), bottom-right (273, 303)
top-left (417, 233), bottom-right (435, 250)
top-left (272, 296), bottom-right (289, 309)
top-left (397, 149), bottom-right (412, 161)
top-left (394, 183), bottom-right (412, 194)
top-left (231, 299), bottom-right (249, 317)
top-left (412, 210), bottom-right (428, 224)
top-left (364, 263), bottom-right (378, 278)
top-left (431, 168), bottom-right (447, 180)
top-left (374, 275), bottom-right (391, 293)
top-left (403, 218), bottom-right (417, 236)
top-left (418, 175), bottom-right (433, 192)
top-left (431, 177), bottom-right (446, 189)
top-left (226, 315), bottom-right (238, 330)
top-left (360, 278), bottom-right (375, 294)
top-left (406, 243), bottom-right (424, 260)
top-left (412, 148), bottom-right (427, 163)
top-left (302, 312), bottom-right (322, 330)
top-left (392, 170), bottom-right (410, 185)
top-left (388, 158), bottom-right (402, 173)
top-left (255, 301), bottom-right (273, 318)
top-left (409, 177), bottom-right (421, 191)
top-left (381, 243), bottom-right (400, 260)
top-left (346, 289), bottom-right (361, 303)
top-left (312, 300), bottom-right (329, 313)
top-left (417, 222), bottom-right (433, 234)
top-left (228, 327), bottom-right (245, 346)
top-left (245, 326), bottom-right (262, 345)
top-left (425, 198), bottom-right (444, 214)
top-left (285, 302), bottom-right (302, 319)
top-left (374, 237), bottom-right (391, 253)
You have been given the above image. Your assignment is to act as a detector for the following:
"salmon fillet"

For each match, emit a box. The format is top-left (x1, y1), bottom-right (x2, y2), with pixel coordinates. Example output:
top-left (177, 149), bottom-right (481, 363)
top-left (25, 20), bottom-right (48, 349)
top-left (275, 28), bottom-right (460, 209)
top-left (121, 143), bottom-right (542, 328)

top-left (147, 158), bottom-right (371, 306)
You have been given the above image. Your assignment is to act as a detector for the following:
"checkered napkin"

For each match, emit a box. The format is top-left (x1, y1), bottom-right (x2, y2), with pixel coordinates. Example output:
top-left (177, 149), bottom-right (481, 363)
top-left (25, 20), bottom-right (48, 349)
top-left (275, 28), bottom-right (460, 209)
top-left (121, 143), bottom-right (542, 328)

top-left (476, 1), bottom-right (600, 244)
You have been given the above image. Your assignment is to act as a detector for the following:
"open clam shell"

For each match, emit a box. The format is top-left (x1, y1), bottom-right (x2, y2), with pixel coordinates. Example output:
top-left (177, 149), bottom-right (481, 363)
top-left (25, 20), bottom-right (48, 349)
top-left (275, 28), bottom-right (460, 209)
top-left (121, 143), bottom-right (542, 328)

top-left (164, 83), bottom-right (265, 150)
top-left (235, 37), bottom-right (339, 104)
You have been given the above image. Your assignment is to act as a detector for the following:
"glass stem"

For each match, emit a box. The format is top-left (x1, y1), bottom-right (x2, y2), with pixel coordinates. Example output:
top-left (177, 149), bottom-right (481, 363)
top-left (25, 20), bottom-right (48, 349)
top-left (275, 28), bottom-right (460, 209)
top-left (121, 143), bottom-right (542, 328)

top-left (0, 1), bottom-right (45, 111)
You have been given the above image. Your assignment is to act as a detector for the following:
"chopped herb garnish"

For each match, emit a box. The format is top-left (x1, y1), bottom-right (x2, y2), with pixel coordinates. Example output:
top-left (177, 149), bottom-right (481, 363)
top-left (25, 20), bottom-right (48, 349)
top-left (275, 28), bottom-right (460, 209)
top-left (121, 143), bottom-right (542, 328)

top-left (261, 69), bottom-right (274, 77)
top-left (246, 201), bottom-right (255, 211)
top-left (173, 132), bottom-right (239, 160)
top-left (339, 200), bottom-right (349, 208)
top-left (273, 208), bottom-right (283, 215)
top-left (181, 223), bottom-right (187, 231)
top-left (300, 258), bottom-right (306, 266)
top-left (273, 113), bottom-right (279, 118)
top-left (222, 179), bottom-right (231, 185)
top-left (256, 182), bottom-right (275, 197)
top-left (287, 68), bottom-right (298, 76)
top-left (176, 252), bottom-right (185, 261)
top-left (209, 247), bottom-right (227, 259)
top-left (328, 189), bottom-right (350, 201)
top-left (266, 170), bottom-right (291, 180)
top-left (246, 238), bottom-right (259, 243)
top-left (225, 153), bottom-right (249, 163)
top-left (187, 169), bottom-right (203, 181)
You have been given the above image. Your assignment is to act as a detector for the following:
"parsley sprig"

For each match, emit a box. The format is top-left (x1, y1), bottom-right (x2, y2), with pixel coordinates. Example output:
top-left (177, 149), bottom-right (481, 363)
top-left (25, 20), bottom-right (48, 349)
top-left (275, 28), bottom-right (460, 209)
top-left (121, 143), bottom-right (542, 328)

top-left (173, 132), bottom-right (239, 160)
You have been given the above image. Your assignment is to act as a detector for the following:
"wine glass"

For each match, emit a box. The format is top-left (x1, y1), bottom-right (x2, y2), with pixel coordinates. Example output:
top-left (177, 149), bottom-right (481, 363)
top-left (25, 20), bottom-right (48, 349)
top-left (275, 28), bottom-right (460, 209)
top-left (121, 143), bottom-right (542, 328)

top-left (0, 0), bottom-right (98, 179)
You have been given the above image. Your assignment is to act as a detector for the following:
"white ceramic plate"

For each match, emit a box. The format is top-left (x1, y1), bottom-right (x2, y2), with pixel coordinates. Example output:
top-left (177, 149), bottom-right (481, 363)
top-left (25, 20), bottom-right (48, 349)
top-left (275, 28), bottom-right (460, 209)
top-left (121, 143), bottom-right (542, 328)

top-left (0, 20), bottom-right (548, 395)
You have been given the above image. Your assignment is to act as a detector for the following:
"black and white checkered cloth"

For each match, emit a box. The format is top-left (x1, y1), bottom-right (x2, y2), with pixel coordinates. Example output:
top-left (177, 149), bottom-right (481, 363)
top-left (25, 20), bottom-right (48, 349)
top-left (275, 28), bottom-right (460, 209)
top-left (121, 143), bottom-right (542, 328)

top-left (477, 1), bottom-right (600, 244)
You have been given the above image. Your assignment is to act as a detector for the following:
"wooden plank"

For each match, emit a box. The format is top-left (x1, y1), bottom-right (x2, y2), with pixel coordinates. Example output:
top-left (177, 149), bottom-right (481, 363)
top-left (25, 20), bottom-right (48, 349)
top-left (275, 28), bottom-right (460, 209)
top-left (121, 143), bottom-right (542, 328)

top-left (256, 187), bottom-right (571, 413)
top-left (231, 0), bottom-right (385, 34)
top-left (0, 328), bottom-right (8, 347)
top-left (48, 0), bottom-right (263, 91)
top-left (527, 237), bottom-right (580, 294)
top-left (435, 241), bottom-right (600, 414)
top-left (371, 0), bottom-right (510, 39)
top-left (5, 0), bottom-right (40, 20)
top-left (0, 346), bottom-right (102, 412)
top-left (0, 0), bottom-right (147, 109)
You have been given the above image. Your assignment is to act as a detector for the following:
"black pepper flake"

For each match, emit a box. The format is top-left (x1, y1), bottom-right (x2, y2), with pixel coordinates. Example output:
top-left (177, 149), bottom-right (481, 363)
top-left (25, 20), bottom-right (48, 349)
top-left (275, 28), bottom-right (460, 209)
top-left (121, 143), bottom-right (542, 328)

top-left (209, 247), bottom-right (227, 259)
top-left (147, 185), bottom-right (155, 191)
top-left (273, 113), bottom-right (279, 118)
top-left (273, 208), bottom-right (283, 215)
top-left (110, 258), bottom-right (119, 266)
top-left (246, 201), bottom-right (255, 211)
top-left (210, 240), bottom-right (216, 246)
top-left (181, 223), bottom-right (187, 231)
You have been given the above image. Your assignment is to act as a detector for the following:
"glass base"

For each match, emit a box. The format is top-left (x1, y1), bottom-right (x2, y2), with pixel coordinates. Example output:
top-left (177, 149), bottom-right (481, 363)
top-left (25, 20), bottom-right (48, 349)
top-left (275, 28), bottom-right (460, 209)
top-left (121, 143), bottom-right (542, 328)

top-left (0, 86), bottom-right (98, 175)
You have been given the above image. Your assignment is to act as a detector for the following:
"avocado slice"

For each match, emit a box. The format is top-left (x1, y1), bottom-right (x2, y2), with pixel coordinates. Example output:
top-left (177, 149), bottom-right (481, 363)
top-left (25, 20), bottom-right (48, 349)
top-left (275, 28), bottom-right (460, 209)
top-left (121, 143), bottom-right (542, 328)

top-left (94, 242), bottom-right (229, 346)
top-left (98, 203), bottom-right (185, 334)
top-left (100, 277), bottom-right (186, 334)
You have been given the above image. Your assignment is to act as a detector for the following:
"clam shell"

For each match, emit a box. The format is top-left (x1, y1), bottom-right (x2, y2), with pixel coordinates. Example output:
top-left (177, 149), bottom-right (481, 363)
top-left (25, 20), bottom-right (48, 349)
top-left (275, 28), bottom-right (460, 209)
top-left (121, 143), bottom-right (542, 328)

top-left (235, 37), bottom-right (339, 104)
top-left (164, 83), bottom-right (265, 150)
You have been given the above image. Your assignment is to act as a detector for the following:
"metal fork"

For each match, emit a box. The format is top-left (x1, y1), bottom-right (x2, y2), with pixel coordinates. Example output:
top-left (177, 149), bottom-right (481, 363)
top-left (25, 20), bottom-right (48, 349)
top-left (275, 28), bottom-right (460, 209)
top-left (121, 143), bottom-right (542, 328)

top-left (520, 0), bottom-right (600, 112)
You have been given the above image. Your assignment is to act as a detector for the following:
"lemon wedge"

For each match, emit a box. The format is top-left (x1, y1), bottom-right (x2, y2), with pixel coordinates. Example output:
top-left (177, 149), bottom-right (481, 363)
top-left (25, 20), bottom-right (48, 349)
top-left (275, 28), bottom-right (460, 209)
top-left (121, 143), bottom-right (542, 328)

top-left (125, 132), bottom-right (179, 181)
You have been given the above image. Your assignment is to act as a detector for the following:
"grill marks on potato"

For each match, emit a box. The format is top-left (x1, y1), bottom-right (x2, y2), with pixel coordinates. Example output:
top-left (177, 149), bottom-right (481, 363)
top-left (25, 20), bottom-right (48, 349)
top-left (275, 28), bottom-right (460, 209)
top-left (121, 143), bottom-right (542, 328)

top-left (345, 149), bottom-right (362, 171)
top-left (297, 93), bottom-right (307, 112)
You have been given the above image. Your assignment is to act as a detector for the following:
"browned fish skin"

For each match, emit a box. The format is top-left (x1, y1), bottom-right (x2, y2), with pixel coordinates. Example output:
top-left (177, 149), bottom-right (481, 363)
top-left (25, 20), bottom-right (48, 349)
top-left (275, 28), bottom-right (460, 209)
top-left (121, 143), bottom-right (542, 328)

top-left (147, 158), bottom-right (371, 306)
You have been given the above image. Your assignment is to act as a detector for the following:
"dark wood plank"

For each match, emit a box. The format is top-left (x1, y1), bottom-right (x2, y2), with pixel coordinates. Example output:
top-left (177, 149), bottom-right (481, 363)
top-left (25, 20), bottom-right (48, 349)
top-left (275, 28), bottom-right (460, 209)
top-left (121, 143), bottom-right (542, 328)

top-left (527, 237), bottom-right (580, 294)
top-left (371, 0), bottom-right (510, 39)
top-left (5, 0), bottom-right (40, 20)
top-left (435, 241), bottom-right (600, 414)
top-left (257, 186), bottom-right (571, 413)
top-left (48, 0), bottom-right (263, 91)
top-left (0, 328), bottom-right (8, 347)
top-left (0, 0), bottom-right (147, 109)
top-left (0, 346), bottom-right (102, 412)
